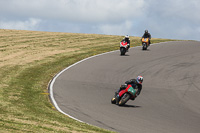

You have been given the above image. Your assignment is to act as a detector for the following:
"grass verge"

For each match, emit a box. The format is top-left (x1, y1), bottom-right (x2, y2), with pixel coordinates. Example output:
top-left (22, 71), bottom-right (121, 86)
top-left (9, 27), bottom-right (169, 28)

top-left (0, 29), bottom-right (178, 132)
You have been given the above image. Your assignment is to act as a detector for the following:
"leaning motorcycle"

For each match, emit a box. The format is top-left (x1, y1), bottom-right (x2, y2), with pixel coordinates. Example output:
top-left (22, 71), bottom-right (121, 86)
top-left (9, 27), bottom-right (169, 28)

top-left (120, 41), bottom-right (128, 55)
top-left (141, 38), bottom-right (150, 50)
top-left (111, 85), bottom-right (138, 106)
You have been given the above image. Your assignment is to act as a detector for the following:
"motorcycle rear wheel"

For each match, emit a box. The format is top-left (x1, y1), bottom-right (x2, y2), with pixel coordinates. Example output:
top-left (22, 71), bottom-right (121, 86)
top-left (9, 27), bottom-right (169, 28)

top-left (118, 93), bottom-right (131, 106)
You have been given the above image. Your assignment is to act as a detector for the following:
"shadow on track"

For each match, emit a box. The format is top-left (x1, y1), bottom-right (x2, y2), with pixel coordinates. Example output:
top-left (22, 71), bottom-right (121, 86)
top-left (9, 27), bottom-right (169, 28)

top-left (141, 49), bottom-right (150, 52)
top-left (119, 104), bottom-right (141, 108)
top-left (120, 54), bottom-right (130, 56)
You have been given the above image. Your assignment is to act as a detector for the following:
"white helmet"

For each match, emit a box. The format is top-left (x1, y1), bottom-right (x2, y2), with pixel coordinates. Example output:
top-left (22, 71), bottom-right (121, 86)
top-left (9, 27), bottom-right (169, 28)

top-left (125, 35), bottom-right (129, 38)
top-left (136, 76), bottom-right (143, 84)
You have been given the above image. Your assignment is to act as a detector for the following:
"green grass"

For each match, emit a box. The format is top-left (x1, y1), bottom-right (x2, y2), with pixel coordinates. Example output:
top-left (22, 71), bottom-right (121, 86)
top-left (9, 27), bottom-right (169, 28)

top-left (0, 29), bottom-right (179, 132)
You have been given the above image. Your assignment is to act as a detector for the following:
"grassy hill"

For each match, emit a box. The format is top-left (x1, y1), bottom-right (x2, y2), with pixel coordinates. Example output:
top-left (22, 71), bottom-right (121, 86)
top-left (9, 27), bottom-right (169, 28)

top-left (0, 29), bottom-right (178, 132)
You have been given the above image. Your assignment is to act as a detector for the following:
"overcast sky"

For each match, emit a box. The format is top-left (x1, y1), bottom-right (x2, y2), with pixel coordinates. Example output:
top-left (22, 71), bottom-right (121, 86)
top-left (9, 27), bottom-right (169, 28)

top-left (0, 0), bottom-right (200, 41)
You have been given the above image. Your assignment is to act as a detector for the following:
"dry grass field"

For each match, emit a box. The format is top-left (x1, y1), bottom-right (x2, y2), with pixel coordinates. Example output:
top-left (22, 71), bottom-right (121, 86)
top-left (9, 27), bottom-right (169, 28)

top-left (0, 29), bottom-right (178, 132)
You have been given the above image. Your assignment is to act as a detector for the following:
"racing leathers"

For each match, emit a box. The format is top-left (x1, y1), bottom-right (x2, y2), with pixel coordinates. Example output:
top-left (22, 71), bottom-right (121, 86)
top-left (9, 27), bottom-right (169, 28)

top-left (142, 32), bottom-right (151, 44)
top-left (121, 37), bottom-right (130, 51)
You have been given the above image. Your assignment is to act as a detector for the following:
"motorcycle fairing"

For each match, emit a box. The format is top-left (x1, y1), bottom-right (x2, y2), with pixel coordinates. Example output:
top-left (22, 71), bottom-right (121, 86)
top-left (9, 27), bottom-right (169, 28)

top-left (128, 86), bottom-right (137, 96)
top-left (142, 38), bottom-right (149, 43)
top-left (119, 85), bottom-right (137, 97)
top-left (120, 41), bottom-right (128, 46)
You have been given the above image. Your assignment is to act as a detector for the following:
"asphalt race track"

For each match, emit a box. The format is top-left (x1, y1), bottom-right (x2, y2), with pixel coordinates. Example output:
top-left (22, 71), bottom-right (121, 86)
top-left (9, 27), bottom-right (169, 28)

top-left (50, 41), bottom-right (200, 133)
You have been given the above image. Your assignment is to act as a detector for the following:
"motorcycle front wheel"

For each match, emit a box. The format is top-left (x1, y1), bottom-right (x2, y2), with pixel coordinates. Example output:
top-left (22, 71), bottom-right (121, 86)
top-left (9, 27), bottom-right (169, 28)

top-left (111, 97), bottom-right (116, 104)
top-left (120, 47), bottom-right (126, 55)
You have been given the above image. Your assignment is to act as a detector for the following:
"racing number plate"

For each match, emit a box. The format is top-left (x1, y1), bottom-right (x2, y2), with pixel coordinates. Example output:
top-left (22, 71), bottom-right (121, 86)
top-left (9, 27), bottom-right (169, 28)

top-left (128, 87), bottom-right (136, 96)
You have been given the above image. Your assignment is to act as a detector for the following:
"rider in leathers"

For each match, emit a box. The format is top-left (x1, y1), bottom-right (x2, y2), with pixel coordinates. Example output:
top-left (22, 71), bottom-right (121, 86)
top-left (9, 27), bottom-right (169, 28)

top-left (121, 35), bottom-right (130, 51)
top-left (142, 30), bottom-right (151, 45)
top-left (115, 76), bottom-right (143, 105)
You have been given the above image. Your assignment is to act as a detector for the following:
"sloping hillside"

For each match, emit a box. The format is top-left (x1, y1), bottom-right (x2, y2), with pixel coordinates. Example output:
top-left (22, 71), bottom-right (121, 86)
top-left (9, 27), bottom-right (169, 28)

top-left (0, 29), bottom-right (177, 132)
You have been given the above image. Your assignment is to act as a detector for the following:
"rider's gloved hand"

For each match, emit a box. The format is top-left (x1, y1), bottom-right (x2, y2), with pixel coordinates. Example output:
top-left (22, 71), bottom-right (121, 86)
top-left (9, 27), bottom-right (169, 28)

top-left (121, 84), bottom-right (127, 89)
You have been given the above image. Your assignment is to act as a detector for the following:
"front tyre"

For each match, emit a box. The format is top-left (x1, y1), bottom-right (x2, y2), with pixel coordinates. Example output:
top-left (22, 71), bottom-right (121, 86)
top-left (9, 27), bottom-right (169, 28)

top-left (120, 47), bottom-right (126, 55)
top-left (111, 97), bottom-right (116, 104)
top-left (118, 93), bottom-right (131, 106)
top-left (142, 43), bottom-right (147, 50)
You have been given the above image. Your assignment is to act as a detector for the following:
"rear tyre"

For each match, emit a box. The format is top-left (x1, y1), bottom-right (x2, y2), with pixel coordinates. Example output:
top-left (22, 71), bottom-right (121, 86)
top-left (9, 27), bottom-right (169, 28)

top-left (118, 93), bottom-right (131, 106)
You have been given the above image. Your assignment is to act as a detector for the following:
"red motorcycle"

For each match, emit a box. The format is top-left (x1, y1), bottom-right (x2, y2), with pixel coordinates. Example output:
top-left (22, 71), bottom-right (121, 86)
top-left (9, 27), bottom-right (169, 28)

top-left (120, 41), bottom-right (128, 55)
top-left (111, 85), bottom-right (138, 106)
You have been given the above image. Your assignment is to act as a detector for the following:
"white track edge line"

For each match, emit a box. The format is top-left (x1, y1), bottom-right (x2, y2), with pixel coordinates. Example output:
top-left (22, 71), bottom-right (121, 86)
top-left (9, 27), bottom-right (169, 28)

top-left (48, 41), bottom-right (178, 124)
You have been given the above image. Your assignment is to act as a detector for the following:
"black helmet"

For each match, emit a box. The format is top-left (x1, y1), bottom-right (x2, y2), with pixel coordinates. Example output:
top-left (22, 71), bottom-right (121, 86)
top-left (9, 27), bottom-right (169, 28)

top-left (145, 30), bottom-right (148, 34)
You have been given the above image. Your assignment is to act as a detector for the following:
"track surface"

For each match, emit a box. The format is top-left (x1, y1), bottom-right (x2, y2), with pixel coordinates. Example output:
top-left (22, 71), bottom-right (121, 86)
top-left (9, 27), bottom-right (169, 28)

top-left (51, 41), bottom-right (200, 133)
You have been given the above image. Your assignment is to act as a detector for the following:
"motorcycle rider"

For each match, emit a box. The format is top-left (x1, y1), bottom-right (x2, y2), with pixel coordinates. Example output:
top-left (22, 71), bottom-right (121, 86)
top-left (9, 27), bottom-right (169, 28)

top-left (121, 35), bottom-right (130, 51)
top-left (115, 76), bottom-right (143, 105)
top-left (142, 30), bottom-right (151, 45)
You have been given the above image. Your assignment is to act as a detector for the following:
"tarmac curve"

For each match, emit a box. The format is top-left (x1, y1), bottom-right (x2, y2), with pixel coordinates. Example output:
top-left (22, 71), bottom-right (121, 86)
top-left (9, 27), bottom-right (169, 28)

top-left (49, 41), bottom-right (200, 133)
